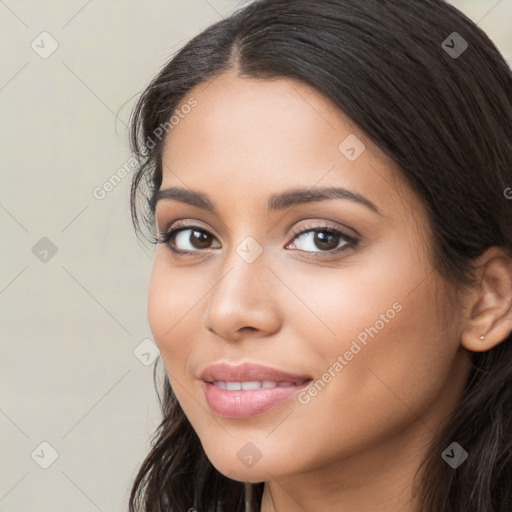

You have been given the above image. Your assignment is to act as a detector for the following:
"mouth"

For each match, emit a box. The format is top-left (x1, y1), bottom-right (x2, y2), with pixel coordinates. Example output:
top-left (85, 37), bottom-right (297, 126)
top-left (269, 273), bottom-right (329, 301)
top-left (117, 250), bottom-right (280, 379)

top-left (199, 362), bottom-right (313, 418)
top-left (210, 380), bottom-right (308, 390)
top-left (200, 362), bottom-right (311, 384)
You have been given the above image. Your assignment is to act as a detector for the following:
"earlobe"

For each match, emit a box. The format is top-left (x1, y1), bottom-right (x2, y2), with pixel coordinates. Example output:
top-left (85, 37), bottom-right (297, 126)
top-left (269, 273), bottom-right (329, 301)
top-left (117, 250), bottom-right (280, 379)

top-left (460, 247), bottom-right (512, 353)
top-left (461, 304), bottom-right (512, 352)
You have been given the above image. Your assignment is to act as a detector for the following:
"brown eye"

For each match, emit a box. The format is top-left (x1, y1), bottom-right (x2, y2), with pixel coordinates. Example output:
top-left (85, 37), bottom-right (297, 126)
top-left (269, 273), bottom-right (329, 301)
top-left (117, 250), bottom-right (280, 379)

top-left (180, 229), bottom-right (214, 250)
top-left (287, 226), bottom-right (359, 256)
top-left (157, 226), bottom-right (221, 253)
top-left (312, 231), bottom-right (339, 251)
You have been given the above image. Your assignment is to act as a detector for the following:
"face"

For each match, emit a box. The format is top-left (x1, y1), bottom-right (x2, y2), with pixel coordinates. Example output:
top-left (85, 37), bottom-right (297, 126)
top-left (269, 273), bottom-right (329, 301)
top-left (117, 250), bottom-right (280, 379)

top-left (148, 70), bottom-right (472, 485)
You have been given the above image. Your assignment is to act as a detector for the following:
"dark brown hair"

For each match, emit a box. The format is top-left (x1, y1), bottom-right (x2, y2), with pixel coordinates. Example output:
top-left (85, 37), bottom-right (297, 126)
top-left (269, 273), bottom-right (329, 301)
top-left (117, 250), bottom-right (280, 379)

top-left (128, 0), bottom-right (512, 510)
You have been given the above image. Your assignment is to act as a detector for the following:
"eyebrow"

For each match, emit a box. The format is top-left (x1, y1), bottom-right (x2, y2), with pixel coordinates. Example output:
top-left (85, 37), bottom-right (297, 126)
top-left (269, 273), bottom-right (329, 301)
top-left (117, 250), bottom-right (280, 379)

top-left (154, 186), bottom-right (382, 216)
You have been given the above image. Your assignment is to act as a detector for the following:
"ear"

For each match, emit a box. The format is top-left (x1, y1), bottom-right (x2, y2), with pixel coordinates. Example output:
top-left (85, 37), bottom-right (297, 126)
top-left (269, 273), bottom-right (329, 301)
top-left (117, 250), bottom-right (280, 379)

top-left (461, 246), bottom-right (512, 352)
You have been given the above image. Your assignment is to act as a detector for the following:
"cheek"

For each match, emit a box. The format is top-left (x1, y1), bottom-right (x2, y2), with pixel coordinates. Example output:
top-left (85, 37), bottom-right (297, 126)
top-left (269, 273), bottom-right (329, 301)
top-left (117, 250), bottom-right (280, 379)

top-left (309, 278), bottom-right (455, 429)
top-left (312, 253), bottom-right (457, 411)
top-left (255, 255), bottom-right (459, 466)
top-left (147, 256), bottom-right (199, 376)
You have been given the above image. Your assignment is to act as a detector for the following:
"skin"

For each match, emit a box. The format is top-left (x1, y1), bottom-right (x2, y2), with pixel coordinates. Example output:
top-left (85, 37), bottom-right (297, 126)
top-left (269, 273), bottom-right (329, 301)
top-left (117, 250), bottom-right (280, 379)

top-left (148, 69), bottom-right (512, 512)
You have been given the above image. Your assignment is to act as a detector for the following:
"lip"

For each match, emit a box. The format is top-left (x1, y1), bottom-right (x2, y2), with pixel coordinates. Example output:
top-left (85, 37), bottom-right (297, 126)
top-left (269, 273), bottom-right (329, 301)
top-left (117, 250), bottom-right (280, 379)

top-left (199, 362), bottom-right (312, 418)
top-left (200, 362), bottom-right (311, 384)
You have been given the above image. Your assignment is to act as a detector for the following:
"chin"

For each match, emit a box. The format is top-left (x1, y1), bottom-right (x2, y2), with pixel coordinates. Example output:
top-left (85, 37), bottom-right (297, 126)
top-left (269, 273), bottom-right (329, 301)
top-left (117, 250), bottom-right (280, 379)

top-left (204, 448), bottom-right (280, 484)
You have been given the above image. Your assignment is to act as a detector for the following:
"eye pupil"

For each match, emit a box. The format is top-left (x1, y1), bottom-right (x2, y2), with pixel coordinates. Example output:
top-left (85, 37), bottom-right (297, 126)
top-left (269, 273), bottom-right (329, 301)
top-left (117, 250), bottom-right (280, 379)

top-left (191, 230), bottom-right (212, 249)
top-left (315, 231), bottom-right (338, 250)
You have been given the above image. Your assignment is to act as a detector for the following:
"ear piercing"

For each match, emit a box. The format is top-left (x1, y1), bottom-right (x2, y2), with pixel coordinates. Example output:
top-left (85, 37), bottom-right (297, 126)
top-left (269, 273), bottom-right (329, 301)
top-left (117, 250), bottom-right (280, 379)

top-left (480, 335), bottom-right (485, 340)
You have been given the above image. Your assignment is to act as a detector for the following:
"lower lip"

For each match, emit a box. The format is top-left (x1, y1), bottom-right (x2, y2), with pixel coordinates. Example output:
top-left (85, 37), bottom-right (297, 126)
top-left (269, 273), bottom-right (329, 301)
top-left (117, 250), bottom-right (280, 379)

top-left (202, 381), bottom-right (311, 418)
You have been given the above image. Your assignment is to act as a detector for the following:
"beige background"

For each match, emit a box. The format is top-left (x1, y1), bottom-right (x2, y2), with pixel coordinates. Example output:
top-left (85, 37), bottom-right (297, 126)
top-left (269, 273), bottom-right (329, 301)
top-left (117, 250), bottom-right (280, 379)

top-left (0, 1), bottom-right (510, 510)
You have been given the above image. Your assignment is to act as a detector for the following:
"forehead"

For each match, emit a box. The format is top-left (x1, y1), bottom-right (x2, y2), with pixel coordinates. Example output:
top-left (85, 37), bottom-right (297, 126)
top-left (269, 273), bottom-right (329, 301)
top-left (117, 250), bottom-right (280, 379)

top-left (160, 71), bottom-right (416, 219)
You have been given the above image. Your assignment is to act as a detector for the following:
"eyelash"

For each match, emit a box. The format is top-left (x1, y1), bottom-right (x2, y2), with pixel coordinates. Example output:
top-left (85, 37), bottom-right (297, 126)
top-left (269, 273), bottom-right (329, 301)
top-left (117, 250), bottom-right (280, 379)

top-left (156, 221), bottom-right (359, 258)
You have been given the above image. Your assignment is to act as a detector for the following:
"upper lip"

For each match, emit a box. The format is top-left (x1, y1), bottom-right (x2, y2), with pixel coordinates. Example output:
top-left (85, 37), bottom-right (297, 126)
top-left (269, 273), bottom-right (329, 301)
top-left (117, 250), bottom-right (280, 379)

top-left (200, 362), bottom-right (312, 384)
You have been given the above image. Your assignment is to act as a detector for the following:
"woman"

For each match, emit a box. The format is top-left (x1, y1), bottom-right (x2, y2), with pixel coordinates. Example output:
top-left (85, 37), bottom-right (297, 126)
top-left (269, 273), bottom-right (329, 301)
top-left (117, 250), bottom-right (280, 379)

top-left (128, 0), bottom-right (512, 510)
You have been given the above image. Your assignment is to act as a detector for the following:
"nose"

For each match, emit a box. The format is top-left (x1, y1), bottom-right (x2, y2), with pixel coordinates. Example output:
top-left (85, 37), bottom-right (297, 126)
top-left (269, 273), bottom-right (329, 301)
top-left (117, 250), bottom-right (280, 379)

top-left (202, 246), bottom-right (281, 341)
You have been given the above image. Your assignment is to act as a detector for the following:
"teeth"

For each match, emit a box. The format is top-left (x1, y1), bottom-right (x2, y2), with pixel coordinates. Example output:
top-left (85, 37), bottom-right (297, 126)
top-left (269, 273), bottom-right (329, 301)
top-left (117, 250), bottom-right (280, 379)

top-left (212, 380), bottom-right (295, 390)
top-left (241, 381), bottom-right (261, 390)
